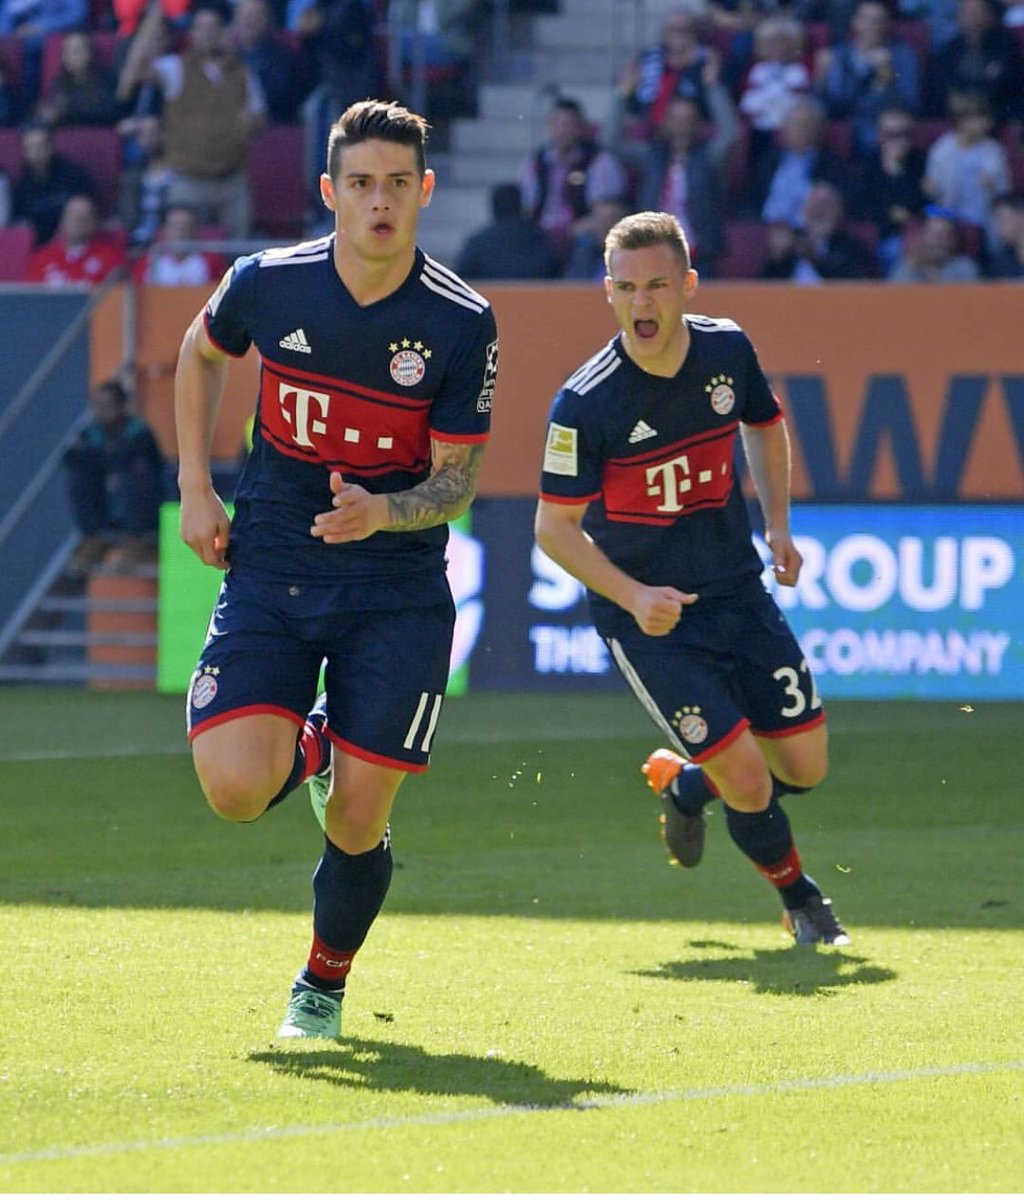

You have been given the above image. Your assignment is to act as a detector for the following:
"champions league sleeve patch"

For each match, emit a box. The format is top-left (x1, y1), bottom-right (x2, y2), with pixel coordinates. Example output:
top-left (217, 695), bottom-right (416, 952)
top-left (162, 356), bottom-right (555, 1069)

top-left (477, 338), bottom-right (499, 413)
top-left (543, 423), bottom-right (579, 476)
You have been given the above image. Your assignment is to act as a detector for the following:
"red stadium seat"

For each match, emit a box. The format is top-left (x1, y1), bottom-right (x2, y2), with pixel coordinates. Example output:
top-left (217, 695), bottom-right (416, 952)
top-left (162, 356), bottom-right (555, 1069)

top-left (912, 118), bottom-right (951, 154)
top-left (716, 221), bottom-right (769, 279)
top-left (0, 225), bottom-right (35, 281)
top-left (0, 127), bottom-right (20, 179)
top-left (247, 124), bottom-right (308, 239)
top-left (823, 119), bottom-right (853, 160)
top-left (1001, 126), bottom-right (1024, 190)
top-left (51, 126), bottom-right (122, 217)
top-left (893, 20), bottom-right (929, 65)
top-left (0, 34), bottom-right (23, 92)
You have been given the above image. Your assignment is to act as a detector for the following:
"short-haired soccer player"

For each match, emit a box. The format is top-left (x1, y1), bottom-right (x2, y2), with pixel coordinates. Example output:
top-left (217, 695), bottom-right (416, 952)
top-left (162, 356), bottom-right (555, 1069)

top-left (175, 100), bottom-right (499, 1037)
top-left (535, 210), bottom-right (848, 945)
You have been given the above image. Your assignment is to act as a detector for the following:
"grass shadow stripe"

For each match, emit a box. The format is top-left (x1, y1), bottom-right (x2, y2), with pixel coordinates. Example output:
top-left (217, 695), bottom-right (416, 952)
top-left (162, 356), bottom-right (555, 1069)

top-left (2, 1059), bottom-right (1021, 1167)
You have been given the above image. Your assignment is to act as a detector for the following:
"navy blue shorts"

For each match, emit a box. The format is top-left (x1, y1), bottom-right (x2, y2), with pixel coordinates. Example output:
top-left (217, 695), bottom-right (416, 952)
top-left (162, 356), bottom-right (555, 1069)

top-left (604, 587), bottom-right (825, 763)
top-left (186, 570), bottom-right (455, 772)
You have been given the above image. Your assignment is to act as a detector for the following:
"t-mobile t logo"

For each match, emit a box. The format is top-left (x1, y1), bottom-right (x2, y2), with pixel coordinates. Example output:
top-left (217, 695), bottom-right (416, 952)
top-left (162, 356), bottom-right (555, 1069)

top-left (279, 383), bottom-right (330, 448)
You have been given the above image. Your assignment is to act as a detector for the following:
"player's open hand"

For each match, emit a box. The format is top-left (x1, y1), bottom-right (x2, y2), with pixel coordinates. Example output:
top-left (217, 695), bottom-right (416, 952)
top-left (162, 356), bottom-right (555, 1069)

top-left (311, 471), bottom-right (389, 543)
top-left (179, 487), bottom-right (231, 569)
top-left (630, 584), bottom-right (697, 637)
top-left (766, 530), bottom-right (802, 587)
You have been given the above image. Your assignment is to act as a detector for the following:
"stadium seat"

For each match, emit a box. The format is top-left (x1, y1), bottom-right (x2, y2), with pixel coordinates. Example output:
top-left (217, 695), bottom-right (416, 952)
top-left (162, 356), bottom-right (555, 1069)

top-left (0, 225), bottom-right (35, 281)
top-left (52, 126), bottom-right (122, 217)
top-left (0, 34), bottom-right (23, 94)
top-left (912, 118), bottom-right (951, 154)
top-left (246, 124), bottom-right (308, 239)
top-left (823, 119), bottom-right (853, 160)
top-left (803, 21), bottom-right (831, 59)
top-left (0, 127), bottom-right (20, 179)
top-left (1001, 126), bottom-right (1024, 190)
top-left (893, 20), bottom-right (929, 64)
top-left (716, 221), bottom-right (769, 279)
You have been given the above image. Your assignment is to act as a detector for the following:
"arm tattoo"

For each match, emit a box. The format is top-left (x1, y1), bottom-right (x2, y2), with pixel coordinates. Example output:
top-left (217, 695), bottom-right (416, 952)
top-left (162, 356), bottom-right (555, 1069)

top-left (385, 441), bottom-right (486, 531)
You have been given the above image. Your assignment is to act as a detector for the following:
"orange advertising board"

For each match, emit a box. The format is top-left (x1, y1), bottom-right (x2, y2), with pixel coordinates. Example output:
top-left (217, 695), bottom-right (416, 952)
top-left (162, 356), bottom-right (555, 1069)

top-left (99, 282), bottom-right (1024, 501)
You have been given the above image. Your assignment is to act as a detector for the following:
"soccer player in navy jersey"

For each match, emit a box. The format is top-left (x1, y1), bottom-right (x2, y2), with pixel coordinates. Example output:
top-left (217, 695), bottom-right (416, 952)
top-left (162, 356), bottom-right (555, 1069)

top-left (174, 99), bottom-right (499, 1038)
top-left (535, 210), bottom-right (849, 945)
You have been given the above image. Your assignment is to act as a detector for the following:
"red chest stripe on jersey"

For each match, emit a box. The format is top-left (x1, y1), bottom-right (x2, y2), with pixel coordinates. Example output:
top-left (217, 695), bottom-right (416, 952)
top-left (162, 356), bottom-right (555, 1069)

top-left (262, 353), bottom-right (431, 412)
top-left (258, 360), bottom-right (431, 475)
top-left (603, 425), bottom-right (737, 525)
top-left (608, 421), bottom-right (738, 469)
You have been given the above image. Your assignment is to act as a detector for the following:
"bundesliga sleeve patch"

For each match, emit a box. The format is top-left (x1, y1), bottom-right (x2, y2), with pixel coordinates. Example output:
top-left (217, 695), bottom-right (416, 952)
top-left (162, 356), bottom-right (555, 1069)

top-left (543, 423), bottom-right (579, 476)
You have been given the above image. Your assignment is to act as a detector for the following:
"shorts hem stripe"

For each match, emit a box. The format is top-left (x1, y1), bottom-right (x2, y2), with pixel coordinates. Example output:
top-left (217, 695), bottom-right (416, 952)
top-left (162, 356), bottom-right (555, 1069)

top-left (188, 705), bottom-right (304, 742)
top-left (329, 734), bottom-right (426, 774)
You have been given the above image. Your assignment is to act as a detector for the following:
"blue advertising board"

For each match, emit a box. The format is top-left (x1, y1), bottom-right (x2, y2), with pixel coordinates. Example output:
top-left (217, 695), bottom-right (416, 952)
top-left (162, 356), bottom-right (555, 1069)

top-left (462, 501), bottom-right (1023, 700)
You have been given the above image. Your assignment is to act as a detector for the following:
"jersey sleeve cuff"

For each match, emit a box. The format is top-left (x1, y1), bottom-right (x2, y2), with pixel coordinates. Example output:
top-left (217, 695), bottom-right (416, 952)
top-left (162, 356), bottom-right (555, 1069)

top-left (429, 429), bottom-right (490, 444)
top-left (202, 310), bottom-right (249, 359)
top-left (539, 489), bottom-right (601, 505)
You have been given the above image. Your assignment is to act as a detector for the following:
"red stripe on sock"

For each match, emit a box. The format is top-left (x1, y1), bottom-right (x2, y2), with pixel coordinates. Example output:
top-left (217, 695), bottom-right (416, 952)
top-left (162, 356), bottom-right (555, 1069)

top-left (755, 846), bottom-right (803, 888)
top-left (298, 720), bottom-right (328, 782)
top-left (307, 934), bottom-right (357, 983)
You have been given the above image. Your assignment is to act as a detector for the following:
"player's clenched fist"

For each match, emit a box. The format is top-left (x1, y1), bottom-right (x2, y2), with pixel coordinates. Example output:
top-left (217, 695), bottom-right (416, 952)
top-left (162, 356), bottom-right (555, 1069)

top-left (630, 584), bottom-right (698, 637)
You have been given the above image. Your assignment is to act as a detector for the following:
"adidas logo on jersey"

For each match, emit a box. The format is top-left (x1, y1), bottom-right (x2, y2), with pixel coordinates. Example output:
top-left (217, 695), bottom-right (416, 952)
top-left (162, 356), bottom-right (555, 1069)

top-left (279, 328), bottom-right (312, 353)
top-left (628, 419), bottom-right (658, 444)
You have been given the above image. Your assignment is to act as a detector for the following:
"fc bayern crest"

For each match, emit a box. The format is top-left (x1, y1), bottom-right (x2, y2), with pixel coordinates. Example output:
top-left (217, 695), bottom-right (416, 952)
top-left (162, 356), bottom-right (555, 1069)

top-left (390, 348), bottom-right (426, 387)
top-left (706, 374), bottom-right (736, 415)
top-left (675, 710), bottom-right (709, 744)
top-left (191, 673), bottom-right (218, 709)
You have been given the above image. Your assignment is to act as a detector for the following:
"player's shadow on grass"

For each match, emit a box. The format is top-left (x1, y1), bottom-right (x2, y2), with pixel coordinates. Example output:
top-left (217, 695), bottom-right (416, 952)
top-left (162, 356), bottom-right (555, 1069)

top-left (249, 1038), bottom-right (627, 1108)
top-left (634, 941), bottom-right (896, 996)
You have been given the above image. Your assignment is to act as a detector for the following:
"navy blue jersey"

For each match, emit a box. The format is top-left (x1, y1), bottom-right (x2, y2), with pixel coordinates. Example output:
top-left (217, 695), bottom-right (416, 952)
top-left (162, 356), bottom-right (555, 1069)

top-left (203, 236), bottom-right (497, 592)
top-left (540, 315), bottom-right (781, 632)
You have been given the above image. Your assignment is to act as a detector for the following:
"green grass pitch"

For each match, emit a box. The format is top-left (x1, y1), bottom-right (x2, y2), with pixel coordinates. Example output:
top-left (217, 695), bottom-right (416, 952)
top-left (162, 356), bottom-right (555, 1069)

top-left (1, 688), bottom-right (1021, 1192)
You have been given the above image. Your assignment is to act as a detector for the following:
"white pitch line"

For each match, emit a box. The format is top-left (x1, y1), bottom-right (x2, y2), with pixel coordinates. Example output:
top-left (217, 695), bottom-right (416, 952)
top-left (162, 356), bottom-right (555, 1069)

top-left (1, 1059), bottom-right (1021, 1167)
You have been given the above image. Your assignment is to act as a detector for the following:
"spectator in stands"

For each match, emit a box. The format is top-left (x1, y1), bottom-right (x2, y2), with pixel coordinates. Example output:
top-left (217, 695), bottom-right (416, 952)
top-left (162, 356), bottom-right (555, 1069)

top-left (117, 0), bottom-right (267, 238)
top-left (923, 89), bottom-right (1011, 238)
top-left (520, 95), bottom-right (629, 267)
top-left (761, 180), bottom-right (874, 279)
top-left (0, 166), bottom-right (10, 224)
top-left (563, 195), bottom-right (630, 281)
top-left (12, 119), bottom-right (95, 243)
top-left (636, 77), bottom-right (740, 277)
top-left (738, 15), bottom-right (812, 182)
top-left (63, 378), bottom-right (164, 576)
top-left (27, 191), bottom-right (126, 283)
top-left (391, 0), bottom-right (480, 69)
top-left (613, 6), bottom-right (716, 153)
top-left (0, 0), bottom-right (86, 116)
top-left (117, 113), bottom-right (173, 244)
top-left (36, 30), bottom-right (121, 127)
top-left (985, 190), bottom-right (1024, 275)
top-left (851, 102), bottom-right (928, 270)
top-left (133, 202), bottom-right (225, 284)
top-left (896, 0), bottom-right (961, 49)
top-left (454, 182), bottom-right (561, 281)
top-left (755, 96), bottom-right (852, 224)
top-left (926, 0), bottom-right (1024, 121)
top-left (888, 204), bottom-right (982, 276)
top-left (815, 0), bottom-right (922, 157)
top-left (232, 0), bottom-right (301, 123)
top-left (113, 0), bottom-right (191, 41)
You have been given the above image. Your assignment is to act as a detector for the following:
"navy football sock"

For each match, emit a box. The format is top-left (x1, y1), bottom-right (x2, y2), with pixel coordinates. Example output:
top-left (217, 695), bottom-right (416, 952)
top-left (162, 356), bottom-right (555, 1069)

top-left (670, 763), bottom-right (719, 815)
top-left (300, 833), bottom-right (394, 993)
top-left (724, 798), bottom-right (820, 908)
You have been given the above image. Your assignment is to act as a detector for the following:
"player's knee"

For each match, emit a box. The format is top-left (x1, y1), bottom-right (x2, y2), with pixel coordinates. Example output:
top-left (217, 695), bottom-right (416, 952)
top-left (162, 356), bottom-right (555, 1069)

top-left (200, 765), bottom-right (277, 823)
top-left (713, 763), bottom-right (773, 812)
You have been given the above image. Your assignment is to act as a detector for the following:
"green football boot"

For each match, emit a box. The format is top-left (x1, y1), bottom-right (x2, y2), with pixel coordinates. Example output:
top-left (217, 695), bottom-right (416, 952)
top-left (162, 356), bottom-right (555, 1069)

top-left (276, 986), bottom-right (342, 1039)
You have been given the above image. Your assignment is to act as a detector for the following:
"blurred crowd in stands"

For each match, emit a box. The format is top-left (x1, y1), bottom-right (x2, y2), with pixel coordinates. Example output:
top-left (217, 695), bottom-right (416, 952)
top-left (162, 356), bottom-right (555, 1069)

top-left (0, 0), bottom-right (1022, 283)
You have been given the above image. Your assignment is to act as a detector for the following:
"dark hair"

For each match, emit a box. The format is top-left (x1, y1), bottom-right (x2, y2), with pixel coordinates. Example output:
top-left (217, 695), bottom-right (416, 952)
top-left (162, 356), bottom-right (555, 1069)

top-left (551, 96), bottom-right (584, 120)
top-left (191, 0), bottom-right (232, 24)
top-left (491, 183), bottom-right (523, 221)
top-left (992, 190), bottom-right (1024, 214)
top-left (98, 379), bottom-right (128, 405)
top-left (604, 210), bottom-right (692, 272)
top-left (326, 99), bottom-right (430, 181)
